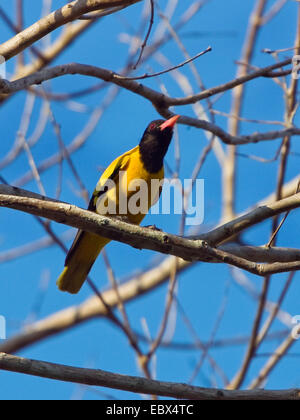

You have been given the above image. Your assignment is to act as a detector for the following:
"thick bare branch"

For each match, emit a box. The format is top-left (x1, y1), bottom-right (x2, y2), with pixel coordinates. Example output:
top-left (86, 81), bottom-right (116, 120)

top-left (0, 58), bottom-right (291, 106)
top-left (0, 185), bottom-right (300, 276)
top-left (0, 353), bottom-right (299, 400)
top-left (0, 0), bottom-right (142, 61)
top-left (0, 60), bottom-right (296, 146)
top-left (0, 256), bottom-right (190, 354)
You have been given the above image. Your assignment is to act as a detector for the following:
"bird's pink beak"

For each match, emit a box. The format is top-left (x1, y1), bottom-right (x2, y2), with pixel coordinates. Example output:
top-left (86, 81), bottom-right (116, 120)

top-left (159, 115), bottom-right (180, 131)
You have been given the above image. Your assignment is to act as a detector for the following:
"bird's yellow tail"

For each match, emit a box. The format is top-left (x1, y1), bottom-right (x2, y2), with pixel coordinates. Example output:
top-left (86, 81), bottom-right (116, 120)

top-left (57, 232), bottom-right (110, 294)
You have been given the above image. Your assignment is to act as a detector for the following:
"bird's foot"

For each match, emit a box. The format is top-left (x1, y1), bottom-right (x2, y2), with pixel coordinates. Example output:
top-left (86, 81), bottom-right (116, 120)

top-left (145, 224), bottom-right (163, 232)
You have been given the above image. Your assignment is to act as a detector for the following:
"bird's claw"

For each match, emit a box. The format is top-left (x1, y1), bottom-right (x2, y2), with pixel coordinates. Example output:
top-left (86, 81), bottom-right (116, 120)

top-left (145, 224), bottom-right (163, 232)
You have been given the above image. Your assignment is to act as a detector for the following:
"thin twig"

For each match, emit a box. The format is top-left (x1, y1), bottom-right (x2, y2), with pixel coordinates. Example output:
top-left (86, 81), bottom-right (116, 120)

top-left (120, 46), bottom-right (212, 80)
top-left (133, 0), bottom-right (155, 69)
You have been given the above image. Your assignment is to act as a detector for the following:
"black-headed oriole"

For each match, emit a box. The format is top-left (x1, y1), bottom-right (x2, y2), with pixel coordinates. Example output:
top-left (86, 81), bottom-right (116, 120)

top-left (57, 115), bottom-right (180, 294)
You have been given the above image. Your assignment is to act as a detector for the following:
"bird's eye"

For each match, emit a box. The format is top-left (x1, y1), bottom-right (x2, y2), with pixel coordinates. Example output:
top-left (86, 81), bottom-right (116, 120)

top-left (149, 123), bottom-right (157, 131)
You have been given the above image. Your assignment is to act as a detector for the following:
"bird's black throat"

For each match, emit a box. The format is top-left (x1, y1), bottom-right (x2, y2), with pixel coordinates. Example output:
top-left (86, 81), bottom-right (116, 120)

top-left (139, 126), bottom-right (173, 174)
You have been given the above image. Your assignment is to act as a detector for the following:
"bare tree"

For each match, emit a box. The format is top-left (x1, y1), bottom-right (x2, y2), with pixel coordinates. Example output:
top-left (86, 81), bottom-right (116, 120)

top-left (0, 0), bottom-right (300, 400)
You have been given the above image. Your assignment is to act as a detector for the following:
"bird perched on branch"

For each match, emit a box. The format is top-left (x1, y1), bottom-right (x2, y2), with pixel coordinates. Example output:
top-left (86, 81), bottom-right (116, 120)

top-left (57, 115), bottom-right (180, 294)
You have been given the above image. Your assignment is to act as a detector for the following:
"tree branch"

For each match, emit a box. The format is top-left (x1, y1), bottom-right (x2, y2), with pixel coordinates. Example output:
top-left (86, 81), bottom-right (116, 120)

top-left (0, 256), bottom-right (191, 354)
top-left (0, 0), bottom-right (142, 61)
top-left (0, 60), bottom-right (295, 146)
top-left (0, 185), bottom-right (300, 276)
top-left (0, 353), bottom-right (299, 400)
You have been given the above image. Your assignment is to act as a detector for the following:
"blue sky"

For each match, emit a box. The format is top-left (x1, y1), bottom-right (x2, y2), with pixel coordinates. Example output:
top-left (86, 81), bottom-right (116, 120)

top-left (0, 0), bottom-right (300, 399)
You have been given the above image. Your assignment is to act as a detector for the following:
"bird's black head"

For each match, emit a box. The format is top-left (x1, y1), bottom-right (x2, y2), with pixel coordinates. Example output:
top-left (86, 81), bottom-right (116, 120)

top-left (139, 115), bottom-right (180, 174)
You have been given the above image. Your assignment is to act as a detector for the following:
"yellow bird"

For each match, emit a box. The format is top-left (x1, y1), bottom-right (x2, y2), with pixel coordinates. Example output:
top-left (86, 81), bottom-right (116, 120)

top-left (57, 115), bottom-right (180, 294)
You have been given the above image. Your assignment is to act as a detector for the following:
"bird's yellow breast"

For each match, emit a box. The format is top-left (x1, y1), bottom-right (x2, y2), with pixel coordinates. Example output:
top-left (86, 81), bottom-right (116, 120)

top-left (94, 146), bottom-right (164, 225)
